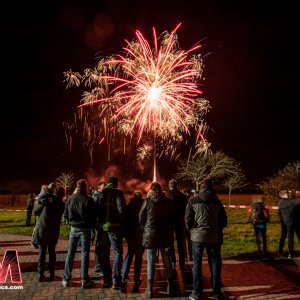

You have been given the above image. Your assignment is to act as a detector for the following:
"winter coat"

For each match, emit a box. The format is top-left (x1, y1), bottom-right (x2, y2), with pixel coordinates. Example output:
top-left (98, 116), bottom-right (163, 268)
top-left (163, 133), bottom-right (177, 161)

top-left (98, 186), bottom-right (126, 232)
top-left (293, 199), bottom-right (300, 232)
top-left (167, 188), bottom-right (188, 225)
top-left (279, 198), bottom-right (300, 227)
top-left (124, 196), bottom-right (144, 242)
top-left (185, 188), bottom-right (227, 243)
top-left (63, 191), bottom-right (96, 229)
top-left (33, 198), bottom-right (65, 245)
top-left (139, 190), bottom-right (174, 248)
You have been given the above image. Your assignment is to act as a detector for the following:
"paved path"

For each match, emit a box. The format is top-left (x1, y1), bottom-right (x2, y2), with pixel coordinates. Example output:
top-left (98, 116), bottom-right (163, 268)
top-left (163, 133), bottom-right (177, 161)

top-left (0, 233), bottom-right (300, 300)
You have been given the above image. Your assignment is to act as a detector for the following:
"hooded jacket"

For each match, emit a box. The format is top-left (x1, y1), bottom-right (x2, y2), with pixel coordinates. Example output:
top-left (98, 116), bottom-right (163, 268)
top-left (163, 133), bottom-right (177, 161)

top-left (139, 190), bottom-right (174, 248)
top-left (33, 196), bottom-right (65, 245)
top-left (185, 188), bottom-right (227, 243)
top-left (98, 185), bottom-right (126, 232)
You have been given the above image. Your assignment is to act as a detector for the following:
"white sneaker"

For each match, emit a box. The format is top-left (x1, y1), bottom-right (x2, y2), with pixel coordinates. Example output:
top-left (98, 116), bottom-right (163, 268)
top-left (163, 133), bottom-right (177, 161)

top-left (62, 279), bottom-right (69, 287)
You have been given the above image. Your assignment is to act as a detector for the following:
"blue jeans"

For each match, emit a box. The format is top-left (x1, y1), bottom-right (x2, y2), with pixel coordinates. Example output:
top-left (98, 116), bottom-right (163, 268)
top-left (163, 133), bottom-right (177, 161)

top-left (94, 228), bottom-right (104, 273)
top-left (122, 241), bottom-right (144, 282)
top-left (102, 231), bottom-right (123, 284)
top-left (253, 223), bottom-right (267, 255)
top-left (192, 241), bottom-right (222, 299)
top-left (63, 227), bottom-right (92, 281)
top-left (170, 223), bottom-right (186, 268)
top-left (146, 248), bottom-right (173, 282)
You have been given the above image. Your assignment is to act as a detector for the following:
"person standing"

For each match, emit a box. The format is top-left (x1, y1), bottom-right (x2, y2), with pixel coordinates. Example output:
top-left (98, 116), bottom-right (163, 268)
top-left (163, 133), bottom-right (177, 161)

top-left (91, 181), bottom-right (106, 277)
top-left (98, 177), bottom-right (126, 289)
top-left (139, 182), bottom-right (175, 298)
top-left (206, 183), bottom-right (227, 288)
top-left (167, 179), bottom-right (188, 270)
top-left (293, 192), bottom-right (300, 243)
top-left (30, 184), bottom-right (55, 249)
top-left (185, 178), bottom-right (227, 300)
top-left (247, 197), bottom-right (269, 258)
top-left (33, 186), bottom-right (65, 281)
top-left (122, 191), bottom-right (144, 291)
top-left (62, 179), bottom-right (96, 288)
top-left (278, 190), bottom-right (296, 258)
top-left (26, 192), bottom-right (35, 226)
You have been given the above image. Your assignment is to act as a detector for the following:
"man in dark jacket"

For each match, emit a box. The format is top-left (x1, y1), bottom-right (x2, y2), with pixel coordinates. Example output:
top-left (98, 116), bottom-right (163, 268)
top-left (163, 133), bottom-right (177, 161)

top-left (167, 179), bottom-right (188, 270)
top-left (294, 194), bottom-right (300, 243)
top-left (98, 176), bottom-right (126, 289)
top-left (62, 179), bottom-right (96, 289)
top-left (122, 191), bottom-right (144, 291)
top-left (139, 182), bottom-right (175, 298)
top-left (33, 186), bottom-right (65, 281)
top-left (91, 181), bottom-right (106, 277)
top-left (26, 193), bottom-right (35, 226)
top-left (278, 190), bottom-right (296, 259)
top-left (185, 178), bottom-right (227, 300)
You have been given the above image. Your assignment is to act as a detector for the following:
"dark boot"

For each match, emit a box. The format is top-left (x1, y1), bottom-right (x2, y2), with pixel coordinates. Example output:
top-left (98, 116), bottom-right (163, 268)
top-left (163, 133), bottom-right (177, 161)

top-left (167, 278), bottom-right (175, 296)
top-left (145, 280), bottom-right (153, 298)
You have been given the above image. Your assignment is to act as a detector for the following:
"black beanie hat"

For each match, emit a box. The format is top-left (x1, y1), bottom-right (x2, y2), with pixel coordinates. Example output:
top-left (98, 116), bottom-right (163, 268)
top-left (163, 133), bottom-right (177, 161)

top-left (108, 177), bottom-right (118, 187)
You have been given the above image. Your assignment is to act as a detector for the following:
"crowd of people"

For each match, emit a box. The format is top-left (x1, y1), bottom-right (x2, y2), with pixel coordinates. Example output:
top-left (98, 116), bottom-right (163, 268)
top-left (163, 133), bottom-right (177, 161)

top-left (25, 177), bottom-right (300, 300)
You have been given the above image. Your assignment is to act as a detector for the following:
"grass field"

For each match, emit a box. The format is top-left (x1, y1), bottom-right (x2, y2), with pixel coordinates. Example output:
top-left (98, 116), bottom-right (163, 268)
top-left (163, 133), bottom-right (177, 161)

top-left (0, 207), bottom-right (299, 258)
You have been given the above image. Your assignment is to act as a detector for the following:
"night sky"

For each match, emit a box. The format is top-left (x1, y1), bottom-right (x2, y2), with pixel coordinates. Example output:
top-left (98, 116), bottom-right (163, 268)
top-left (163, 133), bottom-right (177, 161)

top-left (1, 0), bottom-right (299, 190)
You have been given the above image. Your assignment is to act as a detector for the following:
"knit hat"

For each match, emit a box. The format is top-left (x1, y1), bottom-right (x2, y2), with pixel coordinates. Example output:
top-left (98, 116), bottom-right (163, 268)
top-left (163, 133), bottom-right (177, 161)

top-left (108, 177), bottom-right (118, 188)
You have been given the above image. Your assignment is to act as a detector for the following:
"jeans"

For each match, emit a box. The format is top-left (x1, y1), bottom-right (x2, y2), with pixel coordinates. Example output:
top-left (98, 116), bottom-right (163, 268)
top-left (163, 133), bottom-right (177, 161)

top-left (38, 243), bottom-right (56, 276)
top-left (94, 228), bottom-right (103, 272)
top-left (26, 209), bottom-right (33, 226)
top-left (184, 227), bottom-right (193, 260)
top-left (170, 223), bottom-right (186, 268)
top-left (279, 222), bottom-right (294, 256)
top-left (192, 241), bottom-right (222, 299)
top-left (102, 230), bottom-right (123, 284)
top-left (122, 240), bottom-right (144, 282)
top-left (63, 227), bottom-right (92, 281)
top-left (253, 223), bottom-right (267, 255)
top-left (146, 248), bottom-right (173, 282)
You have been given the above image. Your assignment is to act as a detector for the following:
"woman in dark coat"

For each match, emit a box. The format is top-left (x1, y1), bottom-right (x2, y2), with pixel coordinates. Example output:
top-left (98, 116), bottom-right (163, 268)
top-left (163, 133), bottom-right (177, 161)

top-left (33, 185), bottom-right (65, 281)
top-left (139, 182), bottom-right (174, 298)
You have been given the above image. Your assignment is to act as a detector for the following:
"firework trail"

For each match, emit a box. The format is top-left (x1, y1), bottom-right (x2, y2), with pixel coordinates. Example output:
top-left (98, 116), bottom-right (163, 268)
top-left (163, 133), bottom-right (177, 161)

top-left (64, 23), bottom-right (211, 180)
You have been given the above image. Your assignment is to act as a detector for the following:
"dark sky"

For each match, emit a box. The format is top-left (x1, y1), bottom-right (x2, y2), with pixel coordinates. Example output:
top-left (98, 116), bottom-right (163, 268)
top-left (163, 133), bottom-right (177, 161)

top-left (1, 0), bottom-right (299, 189)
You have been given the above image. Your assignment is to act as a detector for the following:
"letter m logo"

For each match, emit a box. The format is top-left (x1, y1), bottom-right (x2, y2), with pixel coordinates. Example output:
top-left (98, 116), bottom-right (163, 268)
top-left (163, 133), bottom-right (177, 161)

top-left (0, 249), bottom-right (22, 283)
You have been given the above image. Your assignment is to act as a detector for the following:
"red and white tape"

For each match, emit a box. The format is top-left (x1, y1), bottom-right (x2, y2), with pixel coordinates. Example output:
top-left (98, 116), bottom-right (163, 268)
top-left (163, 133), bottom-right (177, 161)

top-left (0, 209), bottom-right (27, 211)
top-left (1, 206), bottom-right (279, 211)
top-left (223, 205), bottom-right (278, 210)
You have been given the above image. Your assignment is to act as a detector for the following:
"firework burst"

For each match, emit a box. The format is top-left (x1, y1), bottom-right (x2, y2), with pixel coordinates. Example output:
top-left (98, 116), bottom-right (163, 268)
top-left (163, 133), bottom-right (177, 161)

top-left (64, 23), bottom-right (211, 176)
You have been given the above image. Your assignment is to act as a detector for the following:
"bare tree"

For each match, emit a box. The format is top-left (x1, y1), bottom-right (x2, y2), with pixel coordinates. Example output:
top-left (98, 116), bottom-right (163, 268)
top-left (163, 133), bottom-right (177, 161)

top-left (56, 172), bottom-right (75, 192)
top-left (177, 151), bottom-right (240, 190)
top-left (259, 161), bottom-right (300, 199)
top-left (223, 168), bottom-right (246, 206)
top-left (177, 155), bottom-right (209, 191)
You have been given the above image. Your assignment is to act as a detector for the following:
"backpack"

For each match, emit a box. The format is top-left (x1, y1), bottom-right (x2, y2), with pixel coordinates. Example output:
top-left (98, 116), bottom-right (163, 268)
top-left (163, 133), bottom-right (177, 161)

top-left (251, 202), bottom-right (269, 224)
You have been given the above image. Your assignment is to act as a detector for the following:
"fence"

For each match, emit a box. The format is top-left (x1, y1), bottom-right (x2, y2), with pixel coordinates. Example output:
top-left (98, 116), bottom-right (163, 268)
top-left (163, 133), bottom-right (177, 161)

top-left (0, 194), bottom-right (28, 207)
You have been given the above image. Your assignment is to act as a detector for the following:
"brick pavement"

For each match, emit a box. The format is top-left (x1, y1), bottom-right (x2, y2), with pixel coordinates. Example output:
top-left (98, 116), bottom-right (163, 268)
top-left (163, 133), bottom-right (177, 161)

top-left (0, 233), bottom-right (300, 300)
